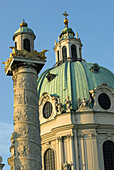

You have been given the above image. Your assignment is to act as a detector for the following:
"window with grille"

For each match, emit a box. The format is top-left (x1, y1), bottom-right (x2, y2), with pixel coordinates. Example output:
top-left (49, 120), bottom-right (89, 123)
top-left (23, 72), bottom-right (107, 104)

top-left (62, 46), bottom-right (67, 62)
top-left (71, 44), bottom-right (77, 61)
top-left (98, 93), bottom-right (111, 110)
top-left (44, 148), bottom-right (55, 170)
top-left (24, 39), bottom-right (30, 52)
top-left (43, 102), bottom-right (52, 119)
top-left (103, 141), bottom-right (114, 170)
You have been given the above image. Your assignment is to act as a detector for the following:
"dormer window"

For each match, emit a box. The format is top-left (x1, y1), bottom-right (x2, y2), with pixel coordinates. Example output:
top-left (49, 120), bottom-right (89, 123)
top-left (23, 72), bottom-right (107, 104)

top-left (62, 46), bottom-right (67, 62)
top-left (71, 44), bottom-right (77, 61)
top-left (24, 39), bottom-right (30, 52)
top-left (90, 63), bottom-right (100, 73)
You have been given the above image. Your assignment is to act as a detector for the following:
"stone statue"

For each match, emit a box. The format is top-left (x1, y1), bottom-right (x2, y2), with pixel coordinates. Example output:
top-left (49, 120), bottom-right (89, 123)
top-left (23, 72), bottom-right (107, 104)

top-left (9, 46), bottom-right (48, 59)
top-left (78, 98), bottom-right (89, 109)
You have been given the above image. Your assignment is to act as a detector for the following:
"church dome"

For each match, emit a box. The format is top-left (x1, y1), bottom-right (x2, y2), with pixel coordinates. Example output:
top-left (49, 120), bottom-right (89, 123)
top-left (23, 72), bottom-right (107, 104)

top-left (13, 20), bottom-right (36, 40)
top-left (60, 26), bottom-right (75, 39)
top-left (37, 61), bottom-right (114, 111)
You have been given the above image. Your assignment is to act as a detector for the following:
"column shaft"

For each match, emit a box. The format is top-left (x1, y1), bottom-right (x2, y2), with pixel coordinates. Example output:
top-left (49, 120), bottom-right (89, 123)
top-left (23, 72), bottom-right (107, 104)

top-left (12, 66), bottom-right (41, 169)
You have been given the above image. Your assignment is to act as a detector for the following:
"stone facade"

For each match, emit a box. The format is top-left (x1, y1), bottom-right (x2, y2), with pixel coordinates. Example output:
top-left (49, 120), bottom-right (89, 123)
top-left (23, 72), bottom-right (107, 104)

top-left (39, 91), bottom-right (114, 170)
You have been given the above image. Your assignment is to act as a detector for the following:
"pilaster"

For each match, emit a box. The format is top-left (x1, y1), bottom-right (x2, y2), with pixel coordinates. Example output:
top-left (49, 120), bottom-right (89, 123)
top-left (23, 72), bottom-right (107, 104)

top-left (78, 132), bottom-right (99, 170)
top-left (57, 136), bottom-right (63, 170)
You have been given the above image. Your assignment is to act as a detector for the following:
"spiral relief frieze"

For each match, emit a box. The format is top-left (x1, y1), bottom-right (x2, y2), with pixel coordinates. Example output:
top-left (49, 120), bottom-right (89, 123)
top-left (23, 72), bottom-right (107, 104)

top-left (12, 67), bottom-right (41, 169)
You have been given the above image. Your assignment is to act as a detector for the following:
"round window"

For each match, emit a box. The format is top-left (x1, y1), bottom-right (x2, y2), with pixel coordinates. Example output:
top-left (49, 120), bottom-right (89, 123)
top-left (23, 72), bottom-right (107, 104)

top-left (98, 93), bottom-right (111, 110)
top-left (43, 102), bottom-right (52, 119)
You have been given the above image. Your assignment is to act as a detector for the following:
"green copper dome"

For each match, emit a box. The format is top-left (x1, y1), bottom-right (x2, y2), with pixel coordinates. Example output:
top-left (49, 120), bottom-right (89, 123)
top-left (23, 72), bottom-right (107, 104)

top-left (37, 61), bottom-right (114, 111)
top-left (13, 20), bottom-right (36, 40)
top-left (60, 26), bottom-right (75, 39)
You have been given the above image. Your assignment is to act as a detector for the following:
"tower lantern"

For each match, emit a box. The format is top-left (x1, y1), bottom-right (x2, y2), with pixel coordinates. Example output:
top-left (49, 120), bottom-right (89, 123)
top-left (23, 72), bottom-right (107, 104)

top-left (13, 20), bottom-right (36, 52)
top-left (54, 11), bottom-right (83, 66)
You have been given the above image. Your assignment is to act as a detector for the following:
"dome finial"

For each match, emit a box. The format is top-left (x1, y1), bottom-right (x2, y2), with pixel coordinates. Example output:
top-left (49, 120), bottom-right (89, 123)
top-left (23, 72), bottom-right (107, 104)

top-left (20, 19), bottom-right (28, 27)
top-left (62, 11), bottom-right (69, 27)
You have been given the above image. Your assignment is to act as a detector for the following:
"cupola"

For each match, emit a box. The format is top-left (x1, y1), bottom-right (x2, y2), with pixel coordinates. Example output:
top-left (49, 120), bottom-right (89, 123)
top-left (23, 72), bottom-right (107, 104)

top-left (54, 12), bottom-right (83, 66)
top-left (13, 20), bottom-right (36, 52)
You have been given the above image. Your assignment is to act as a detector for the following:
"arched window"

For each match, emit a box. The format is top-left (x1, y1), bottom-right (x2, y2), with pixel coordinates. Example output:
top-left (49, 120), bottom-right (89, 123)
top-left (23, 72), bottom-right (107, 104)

top-left (24, 39), bottom-right (30, 52)
top-left (15, 42), bottom-right (17, 49)
top-left (62, 46), bottom-right (67, 62)
top-left (71, 44), bottom-right (77, 61)
top-left (44, 148), bottom-right (55, 170)
top-left (103, 140), bottom-right (114, 170)
top-left (57, 50), bottom-right (59, 62)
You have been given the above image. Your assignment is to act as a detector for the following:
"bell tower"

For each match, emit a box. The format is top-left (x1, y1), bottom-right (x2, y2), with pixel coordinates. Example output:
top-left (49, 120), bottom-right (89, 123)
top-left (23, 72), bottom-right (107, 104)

top-left (54, 11), bottom-right (83, 66)
top-left (3, 21), bottom-right (47, 170)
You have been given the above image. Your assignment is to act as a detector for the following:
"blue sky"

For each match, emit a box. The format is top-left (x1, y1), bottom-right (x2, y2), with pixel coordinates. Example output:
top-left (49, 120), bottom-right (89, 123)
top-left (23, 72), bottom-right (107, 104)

top-left (0, 0), bottom-right (114, 169)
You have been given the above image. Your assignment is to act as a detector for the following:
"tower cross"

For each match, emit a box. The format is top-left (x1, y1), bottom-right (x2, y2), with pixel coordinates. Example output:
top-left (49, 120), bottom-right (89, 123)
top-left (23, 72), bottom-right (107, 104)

top-left (63, 11), bottom-right (69, 19)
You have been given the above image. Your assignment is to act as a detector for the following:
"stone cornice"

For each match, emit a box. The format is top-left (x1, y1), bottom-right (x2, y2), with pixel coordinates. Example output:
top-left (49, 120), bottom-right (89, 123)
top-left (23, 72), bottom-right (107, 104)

top-left (3, 55), bottom-right (46, 76)
top-left (41, 124), bottom-right (74, 143)
top-left (53, 37), bottom-right (83, 50)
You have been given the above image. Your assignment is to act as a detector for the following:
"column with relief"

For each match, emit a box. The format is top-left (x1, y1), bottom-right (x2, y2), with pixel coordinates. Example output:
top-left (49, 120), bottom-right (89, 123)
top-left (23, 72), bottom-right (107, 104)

top-left (3, 21), bottom-right (47, 170)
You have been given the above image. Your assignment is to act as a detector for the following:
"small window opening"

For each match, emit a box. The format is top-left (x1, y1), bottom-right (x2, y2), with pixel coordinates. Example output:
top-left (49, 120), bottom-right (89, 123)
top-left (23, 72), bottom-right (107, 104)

top-left (71, 44), bottom-right (77, 61)
top-left (15, 42), bottom-right (17, 49)
top-left (24, 39), bottom-right (30, 52)
top-left (79, 47), bottom-right (81, 58)
top-left (57, 50), bottom-right (59, 62)
top-left (62, 46), bottom-right (67, 62)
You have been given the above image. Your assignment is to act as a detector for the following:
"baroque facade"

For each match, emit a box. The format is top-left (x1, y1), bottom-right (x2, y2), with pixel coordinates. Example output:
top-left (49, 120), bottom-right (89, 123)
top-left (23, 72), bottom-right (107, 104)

top-left (3, 12), bottom-right (114, 170)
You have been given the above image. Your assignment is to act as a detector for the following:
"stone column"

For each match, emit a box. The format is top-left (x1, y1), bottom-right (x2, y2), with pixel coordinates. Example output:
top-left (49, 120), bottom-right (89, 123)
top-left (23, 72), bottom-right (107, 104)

top-left (4, 55), bottom-right (46, 170)
top-left (13, 66), bottom-right (41, 169)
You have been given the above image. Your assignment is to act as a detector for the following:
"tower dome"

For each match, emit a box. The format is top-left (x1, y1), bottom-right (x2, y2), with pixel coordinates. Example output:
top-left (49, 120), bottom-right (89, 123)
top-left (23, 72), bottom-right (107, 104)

top-left (13, 20), bottom-right (36, 40)
top-left (60, 26), bottom-right (75, 39)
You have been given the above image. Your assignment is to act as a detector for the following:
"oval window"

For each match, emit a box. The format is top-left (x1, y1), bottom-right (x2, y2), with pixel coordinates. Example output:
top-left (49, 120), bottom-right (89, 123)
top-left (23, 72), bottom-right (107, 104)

top-left (43, 102), bottom-right (52, 119)
top-left (98, 93), bottom-right (111, 110)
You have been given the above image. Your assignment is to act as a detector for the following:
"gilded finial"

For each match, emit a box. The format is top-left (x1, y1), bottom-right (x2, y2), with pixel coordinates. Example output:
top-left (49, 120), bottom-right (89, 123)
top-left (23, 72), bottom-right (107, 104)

top-left (62, 11), bottom-right (69, 27)
top-left (76, 32), bottom-right (79, 38)
top-left (20, 19), bottom-right (28, 27)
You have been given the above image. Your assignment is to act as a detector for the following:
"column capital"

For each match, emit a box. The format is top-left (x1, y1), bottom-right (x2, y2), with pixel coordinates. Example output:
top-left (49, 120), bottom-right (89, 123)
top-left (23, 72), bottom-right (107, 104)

top-left (3, 55), bottom-right (46, 76)
top-left (57, 136), bottom-right (62, 140)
